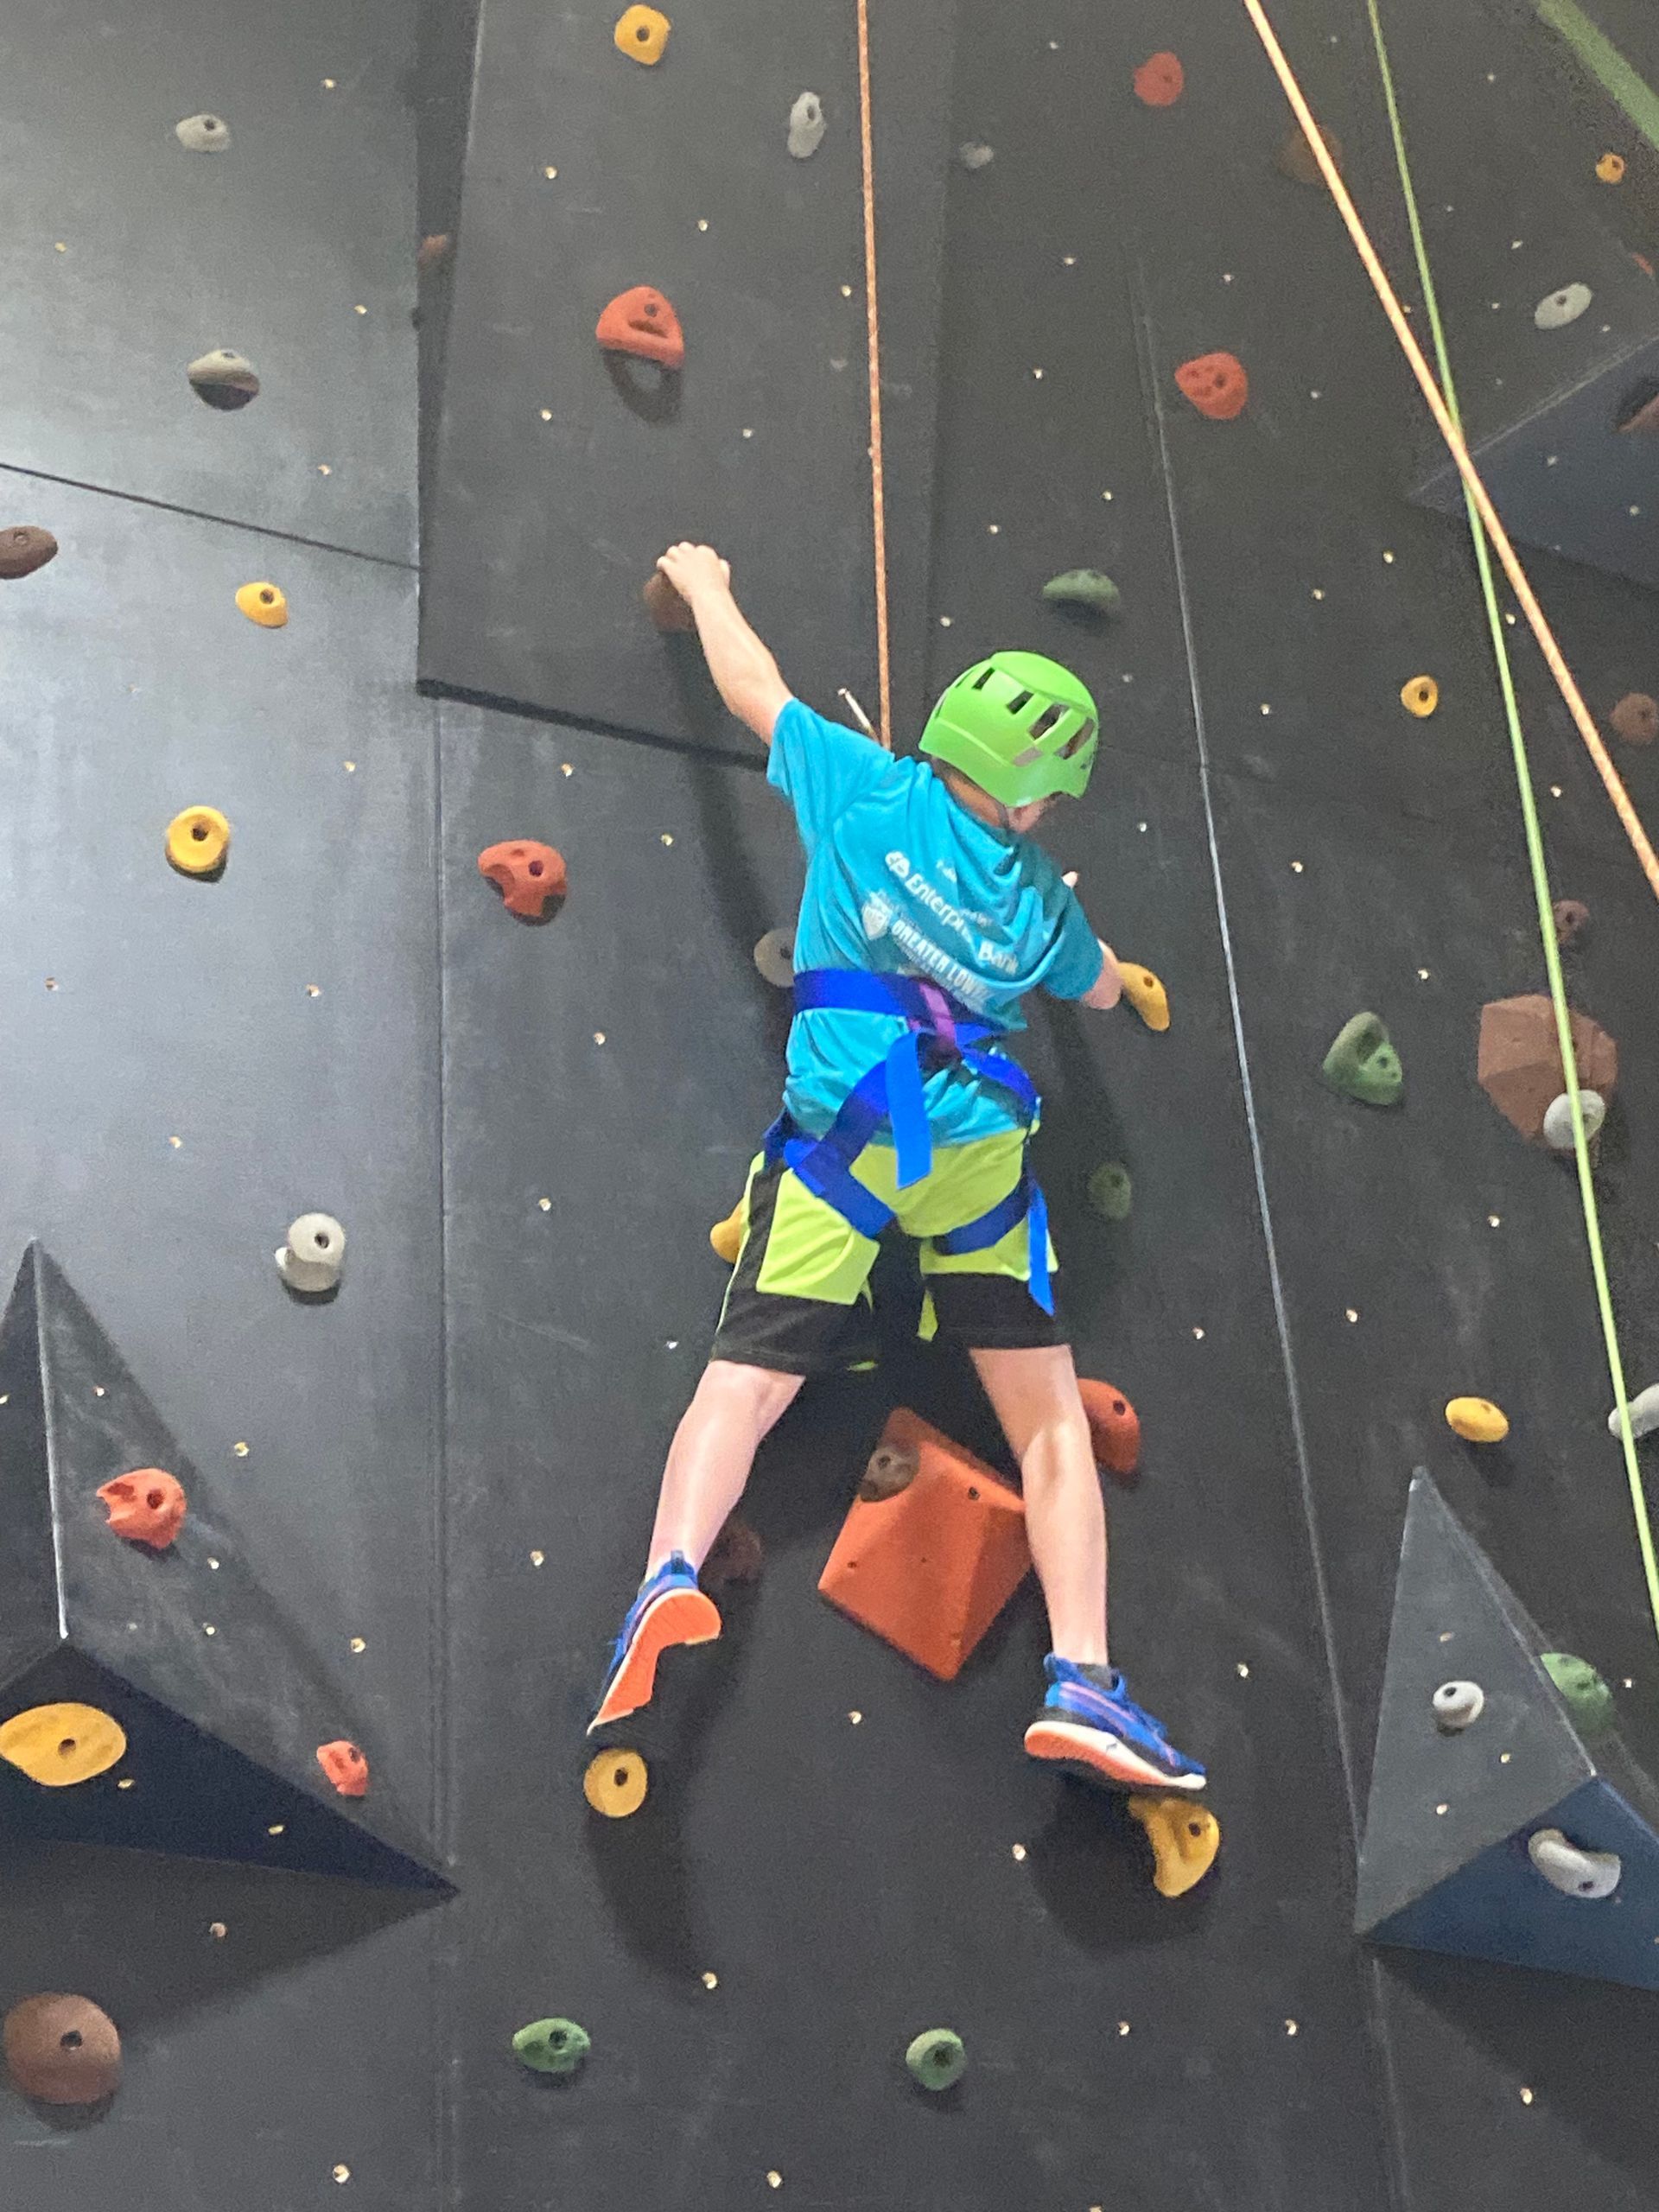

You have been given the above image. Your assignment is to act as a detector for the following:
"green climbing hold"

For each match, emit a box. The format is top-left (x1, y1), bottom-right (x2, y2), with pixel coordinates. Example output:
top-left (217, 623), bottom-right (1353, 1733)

top-left (512, 2018), bottom-right (591, 2075)
top-left (1043, 569), bottom-right (1122, 618)
top-left (1320, 1013), bottom-right (1403, 1107)
top-left (1086, 1161), bottom-right (1133, 1221)
top-left (905, 2028), bottom-right (966, 2091)
top-left (1541, 1653), bottom-right (1615, 1735)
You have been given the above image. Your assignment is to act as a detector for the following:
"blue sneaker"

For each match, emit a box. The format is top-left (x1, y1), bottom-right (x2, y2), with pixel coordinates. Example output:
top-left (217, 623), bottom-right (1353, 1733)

top-left (1023, 1656), bottom-right (1206, 1794)
top-left (587, 1554), bottom-right (721, 1735)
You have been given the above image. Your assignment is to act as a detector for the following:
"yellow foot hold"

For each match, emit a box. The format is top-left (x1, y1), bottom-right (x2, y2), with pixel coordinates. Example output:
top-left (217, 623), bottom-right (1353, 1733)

top-left (0, 1703), bottom-right (127, 1788)
top-left (1446, 1395), bottom-right (1510, 1444)
top-left (1128, 1792), bottom-right (1220, 1897)
top-left (709, 1201), bottom-right (746, 1265)
top-left (583, 1746), bottom-right (648, 1819)
top-left (613, 4), bottom-right (671, 63)
top-left (1119, 963), bottom-right (1170, 1033)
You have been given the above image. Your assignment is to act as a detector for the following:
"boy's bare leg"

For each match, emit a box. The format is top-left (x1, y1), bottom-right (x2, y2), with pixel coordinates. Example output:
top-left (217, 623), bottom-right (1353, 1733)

top-left (646, 1359), bottom-right (804, 1573)
top-left (969, 1344), bottom-right (1109, 1664)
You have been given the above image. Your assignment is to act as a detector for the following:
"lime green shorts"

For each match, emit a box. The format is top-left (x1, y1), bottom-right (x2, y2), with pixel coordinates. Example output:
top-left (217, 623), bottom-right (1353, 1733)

top-left (709, 1130), bottom-right (1065, 1376)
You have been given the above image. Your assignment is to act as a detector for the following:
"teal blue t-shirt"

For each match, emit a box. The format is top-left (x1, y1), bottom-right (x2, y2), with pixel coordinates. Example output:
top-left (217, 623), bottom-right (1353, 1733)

top-left (766, 698), bottom-right (1103, 1146)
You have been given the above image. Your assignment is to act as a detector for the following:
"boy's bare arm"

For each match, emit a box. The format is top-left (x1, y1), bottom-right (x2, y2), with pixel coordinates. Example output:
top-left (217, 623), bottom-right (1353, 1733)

top-left (1078, 941), bottom-right (1123, 1010)
top-left (657, 543), bottom-right (792, 744)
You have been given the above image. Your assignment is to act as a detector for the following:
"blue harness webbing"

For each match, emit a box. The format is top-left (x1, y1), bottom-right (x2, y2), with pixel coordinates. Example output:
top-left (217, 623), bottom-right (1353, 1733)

top-left (760, 968), bottom-right (1052, 1313)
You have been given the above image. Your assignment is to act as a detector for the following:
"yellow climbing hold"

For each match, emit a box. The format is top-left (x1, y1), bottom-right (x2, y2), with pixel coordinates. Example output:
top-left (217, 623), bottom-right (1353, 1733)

top-left (1400, 675), bottom-right (1439, 718)
top-left (1446, 1396), bottom-right (1510, 1444)
top-left (1128, 1792), bottom-right (1220, 1898)
top-left (0, 1702), bottom-right (127, 1788)
top-left (1597, 152), bottom-right (1626, 184)
top-left (235, 580), bottom-right (288, 628)
top-left (166, 804), bottom-right (232, 876)
top-left (583, 1745), bottom-right (648, 1819)
top-left (709, 1201), bottom-right (746, 1265)
top-left (1119, 963), bottom-right (1170, 1033)
top-left (613, 4), bottom-right (671, 64)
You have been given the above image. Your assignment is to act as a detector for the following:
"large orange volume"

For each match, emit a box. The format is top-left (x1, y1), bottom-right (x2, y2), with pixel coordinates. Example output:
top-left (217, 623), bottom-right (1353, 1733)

top-left (818, 1408), bottom-right (1032, 1680)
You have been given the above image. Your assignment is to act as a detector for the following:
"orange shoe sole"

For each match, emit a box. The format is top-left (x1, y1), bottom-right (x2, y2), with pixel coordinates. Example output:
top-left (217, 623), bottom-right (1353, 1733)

top-left (1023, 1716), bottom-right (1205, 1794)
top-left (588, 1586), bottom-right (721, 1732)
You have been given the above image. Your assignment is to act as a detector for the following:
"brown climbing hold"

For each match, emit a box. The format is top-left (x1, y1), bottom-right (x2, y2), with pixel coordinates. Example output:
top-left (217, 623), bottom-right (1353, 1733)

top-left (1077, 1380), bottom-right (1141, 1483)
top-left (0, 525), bottom-right (58, 580)
top-left (97, 1468), bottom-right (187, 1549)
top-left (1610, 692), bottom-right (1658, 744)
top-left (595, 285), bottom-right (684, 372)
top-left (416, 233), bottom-right (452, 274)
top-left (820, 1408), bottom-right (1031, 1680)
top-left (477, 840), bottom-right (567, 919)
top-left (3, 1993), bottom-right (121, 2105)
top-left (644, 569), bottom-right (696, 632)
top-left (1274, 121), bottom-right (1344, 186)
top-left (315, 1740), bottom-right (369, 1797)
top-left (1174, 352), bottom-right (1248, 422)
top-left (1133, 53), bottom-right (1185, 108)
top-left (1478, 995), bottom-right (1617, 1142)
top-left (1553, 898), bottom-right (1590, 947)
top-left (1619, 391), bottom-right (1659, 435)
top-left (187, 349), bottom-right (259, 410)
top-left (702, 1513), bottom-right (763, 1592)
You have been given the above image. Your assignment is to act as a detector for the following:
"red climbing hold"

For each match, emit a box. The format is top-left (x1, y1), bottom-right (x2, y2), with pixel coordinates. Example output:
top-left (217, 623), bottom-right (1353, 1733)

top-left (478, 840), bottom-right (567, 918)
top-left (1174, 351), bottom-right (1249, 421)
top-left (1134, 52), bottom-right (1185, 107)
top-left (97, 1469), bottom-right (188, 1550)
top-left (315, 1740), bottom-right (370, 1797)
top-left (596, 285), bottom-right (685, 371)
top-left (1076, 1380), bottom-right (1141, 1483)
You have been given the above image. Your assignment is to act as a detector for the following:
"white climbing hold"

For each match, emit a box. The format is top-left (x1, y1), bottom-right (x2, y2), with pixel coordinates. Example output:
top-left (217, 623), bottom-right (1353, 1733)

top-left (788, 92), bottom-right (826, 160)
top-left (1433, 1681), bottom-right (1485, 1732)
top-left (1528, 1827), bottom-right (1621, 1899)
top-left (1541, 1089), bottom-right (1605, 1151)
top-left (175, 113), bottom-right (231, 153)
top-left (1608, 1383), bottom-right (1659, 1441)
top-left (1534, 283), bottom-right (1592, 330)
top-left (753, 929), bottom-right (795, 989)
top-left (957, 143), bottom-right (995, 171)
top-left (276, 1212), bottom-right (346, 1294)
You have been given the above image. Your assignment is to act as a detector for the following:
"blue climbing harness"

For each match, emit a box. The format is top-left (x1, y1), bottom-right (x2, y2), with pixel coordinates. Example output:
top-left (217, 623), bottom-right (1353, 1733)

top-left (760, 968), bottom-right (1052, 1313)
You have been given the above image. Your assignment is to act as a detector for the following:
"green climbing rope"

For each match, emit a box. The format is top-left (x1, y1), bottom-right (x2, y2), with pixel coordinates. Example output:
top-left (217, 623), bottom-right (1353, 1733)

top-left (1363, 0), bottom-right (1659, 1649)
top-left (1533, 0), bottom-right (1659, 156)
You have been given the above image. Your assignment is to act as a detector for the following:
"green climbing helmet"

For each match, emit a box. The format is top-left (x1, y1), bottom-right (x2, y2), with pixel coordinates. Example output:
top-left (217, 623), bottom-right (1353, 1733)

top-left (920, 651), bottom-right (1099, 806)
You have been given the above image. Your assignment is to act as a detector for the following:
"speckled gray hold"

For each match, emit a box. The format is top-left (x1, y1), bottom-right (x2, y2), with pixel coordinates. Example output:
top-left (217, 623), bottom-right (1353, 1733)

top-left (1534, 283), bottom-right (1592, 331)
top-left (1541, 1089), bottom-right (1605, 1151)
top-left (957, 142), bottom-right (995, 171)
top-left (788, 92), bottom-right (826, 160)
top-left (187, 349), bottom-right (259, 410)
top-left (175, 113), bottom-right (231, 153)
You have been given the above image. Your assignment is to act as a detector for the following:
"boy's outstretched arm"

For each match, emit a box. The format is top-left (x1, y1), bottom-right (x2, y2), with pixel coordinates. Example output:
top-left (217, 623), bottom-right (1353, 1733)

top-left (657, 542), bottom-right (792, 744)
top-left (1078, 940), bottom-right (1123, 1010)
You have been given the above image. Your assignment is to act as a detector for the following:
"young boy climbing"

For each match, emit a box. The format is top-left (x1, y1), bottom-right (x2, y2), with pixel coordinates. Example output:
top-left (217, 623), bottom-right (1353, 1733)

top-left (588, 542), bottom-right (1205, 1796)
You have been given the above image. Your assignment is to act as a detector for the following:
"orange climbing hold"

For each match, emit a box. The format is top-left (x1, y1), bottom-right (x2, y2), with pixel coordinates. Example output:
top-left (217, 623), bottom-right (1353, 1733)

top-left (818, 1408), bottom-right (1031, 1681)
top-left (1596, 152), bottom-right (1626, 184)
top-left (97, 1469), bottom-right (187, 1549)
top-left (596, 285), bottom-right (684, 372)
top-left (315, 1740), bottom-right (370, 1797)
top-left (1076, 1380), bottom-right (1140, 1483)
top-left (613, 4), bottom-right (671, 65)
top-left (1133, 52), bottom-right (1185, 107)
top-left (1174, 352), bottom-right (1248, 422)
top-left (478, 840), bottom-right (567, 918)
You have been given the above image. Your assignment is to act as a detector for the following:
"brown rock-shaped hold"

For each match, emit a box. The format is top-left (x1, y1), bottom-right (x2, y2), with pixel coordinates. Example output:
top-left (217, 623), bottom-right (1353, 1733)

top-left (1553, 898), bottom-right (1590, 947)
top-left (595, 286), bottom-right (684, 372)
top-left (702, 1513), bottom-right (763, 1592)
top-left (4, 1994), bottom-right (121, 2105)
top-left (316, 1740), bottom-right (369, 1797)
top-left (1174, 352), bottom-right (1249, 422)
top-left (416, 232), bottom-right (452, 274)
top-left (644, 569), bottom-right (696, 632)
top-left (0, 525), bottom-right (58, 580)
top-left (1478, 995), bottom-right (1617, 1142)
top-left (1610, 692), bottom-right (1658, 745)
top-left (1274, 121), bottom-right (1344, 186)
top-left (477, 840), bottom-right (567, 918)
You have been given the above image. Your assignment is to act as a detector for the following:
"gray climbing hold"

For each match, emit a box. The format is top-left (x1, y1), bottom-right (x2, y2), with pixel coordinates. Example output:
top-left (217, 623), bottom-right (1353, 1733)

top-left (788, 92), bottom-right (826, 160)
top-left (1534, 283), bottom-right (1592, 331)
top-left (1432, 1680), bottom-right (1484, 1732)
top-left (957, 143), bottom-right (995, 171)
top-left (905, 2028), bottom-right (966, 2090)
top-left (1527, 1827), bottom-right (1621, 1900)
top-left (187, 349), bottom-right (259, 410)
top-left (1086, 1161), bottom-right (1133, 1222)
top-left (1608, 1384), bottom-right (1659, 1442)
top-left (860, 1440), bottom-right (918, 1502)
top-left (1541, 1089), bottom-right (1605, 1151)
top-left (512, 2018), bottom-right (591, 2075)
top-left (753, 929), bottom-right (795, 988)
top-left (276, 1213), bottom-right (346, 1294)
top-left (175, 113), bottom-right (231, 153)
top-left (1043, 569), bottom-right (1122, 618)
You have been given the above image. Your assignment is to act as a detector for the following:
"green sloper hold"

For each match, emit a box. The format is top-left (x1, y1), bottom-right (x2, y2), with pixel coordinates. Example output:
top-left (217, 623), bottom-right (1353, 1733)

top-left (1321, 1013), bottom-right (1403, 1107)
top-left (1043, 569), bottom-right (1121, 617)
top-left (906, 2029), bottom-right (966, 2090)
top-left (1541, 1652), bottom-right (1615, 1735)
top-left (512, 2018), bottom-right (591, 2075)
top-left (1086, 1161), bottom-right (1133, 1221)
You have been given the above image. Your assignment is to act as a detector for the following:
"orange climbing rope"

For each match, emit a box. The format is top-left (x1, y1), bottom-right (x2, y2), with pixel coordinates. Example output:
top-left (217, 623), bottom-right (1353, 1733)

top-left (1239, 0), bottom-right (1659, 906)
top-left (855, 0), bottom-right (894, 750)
